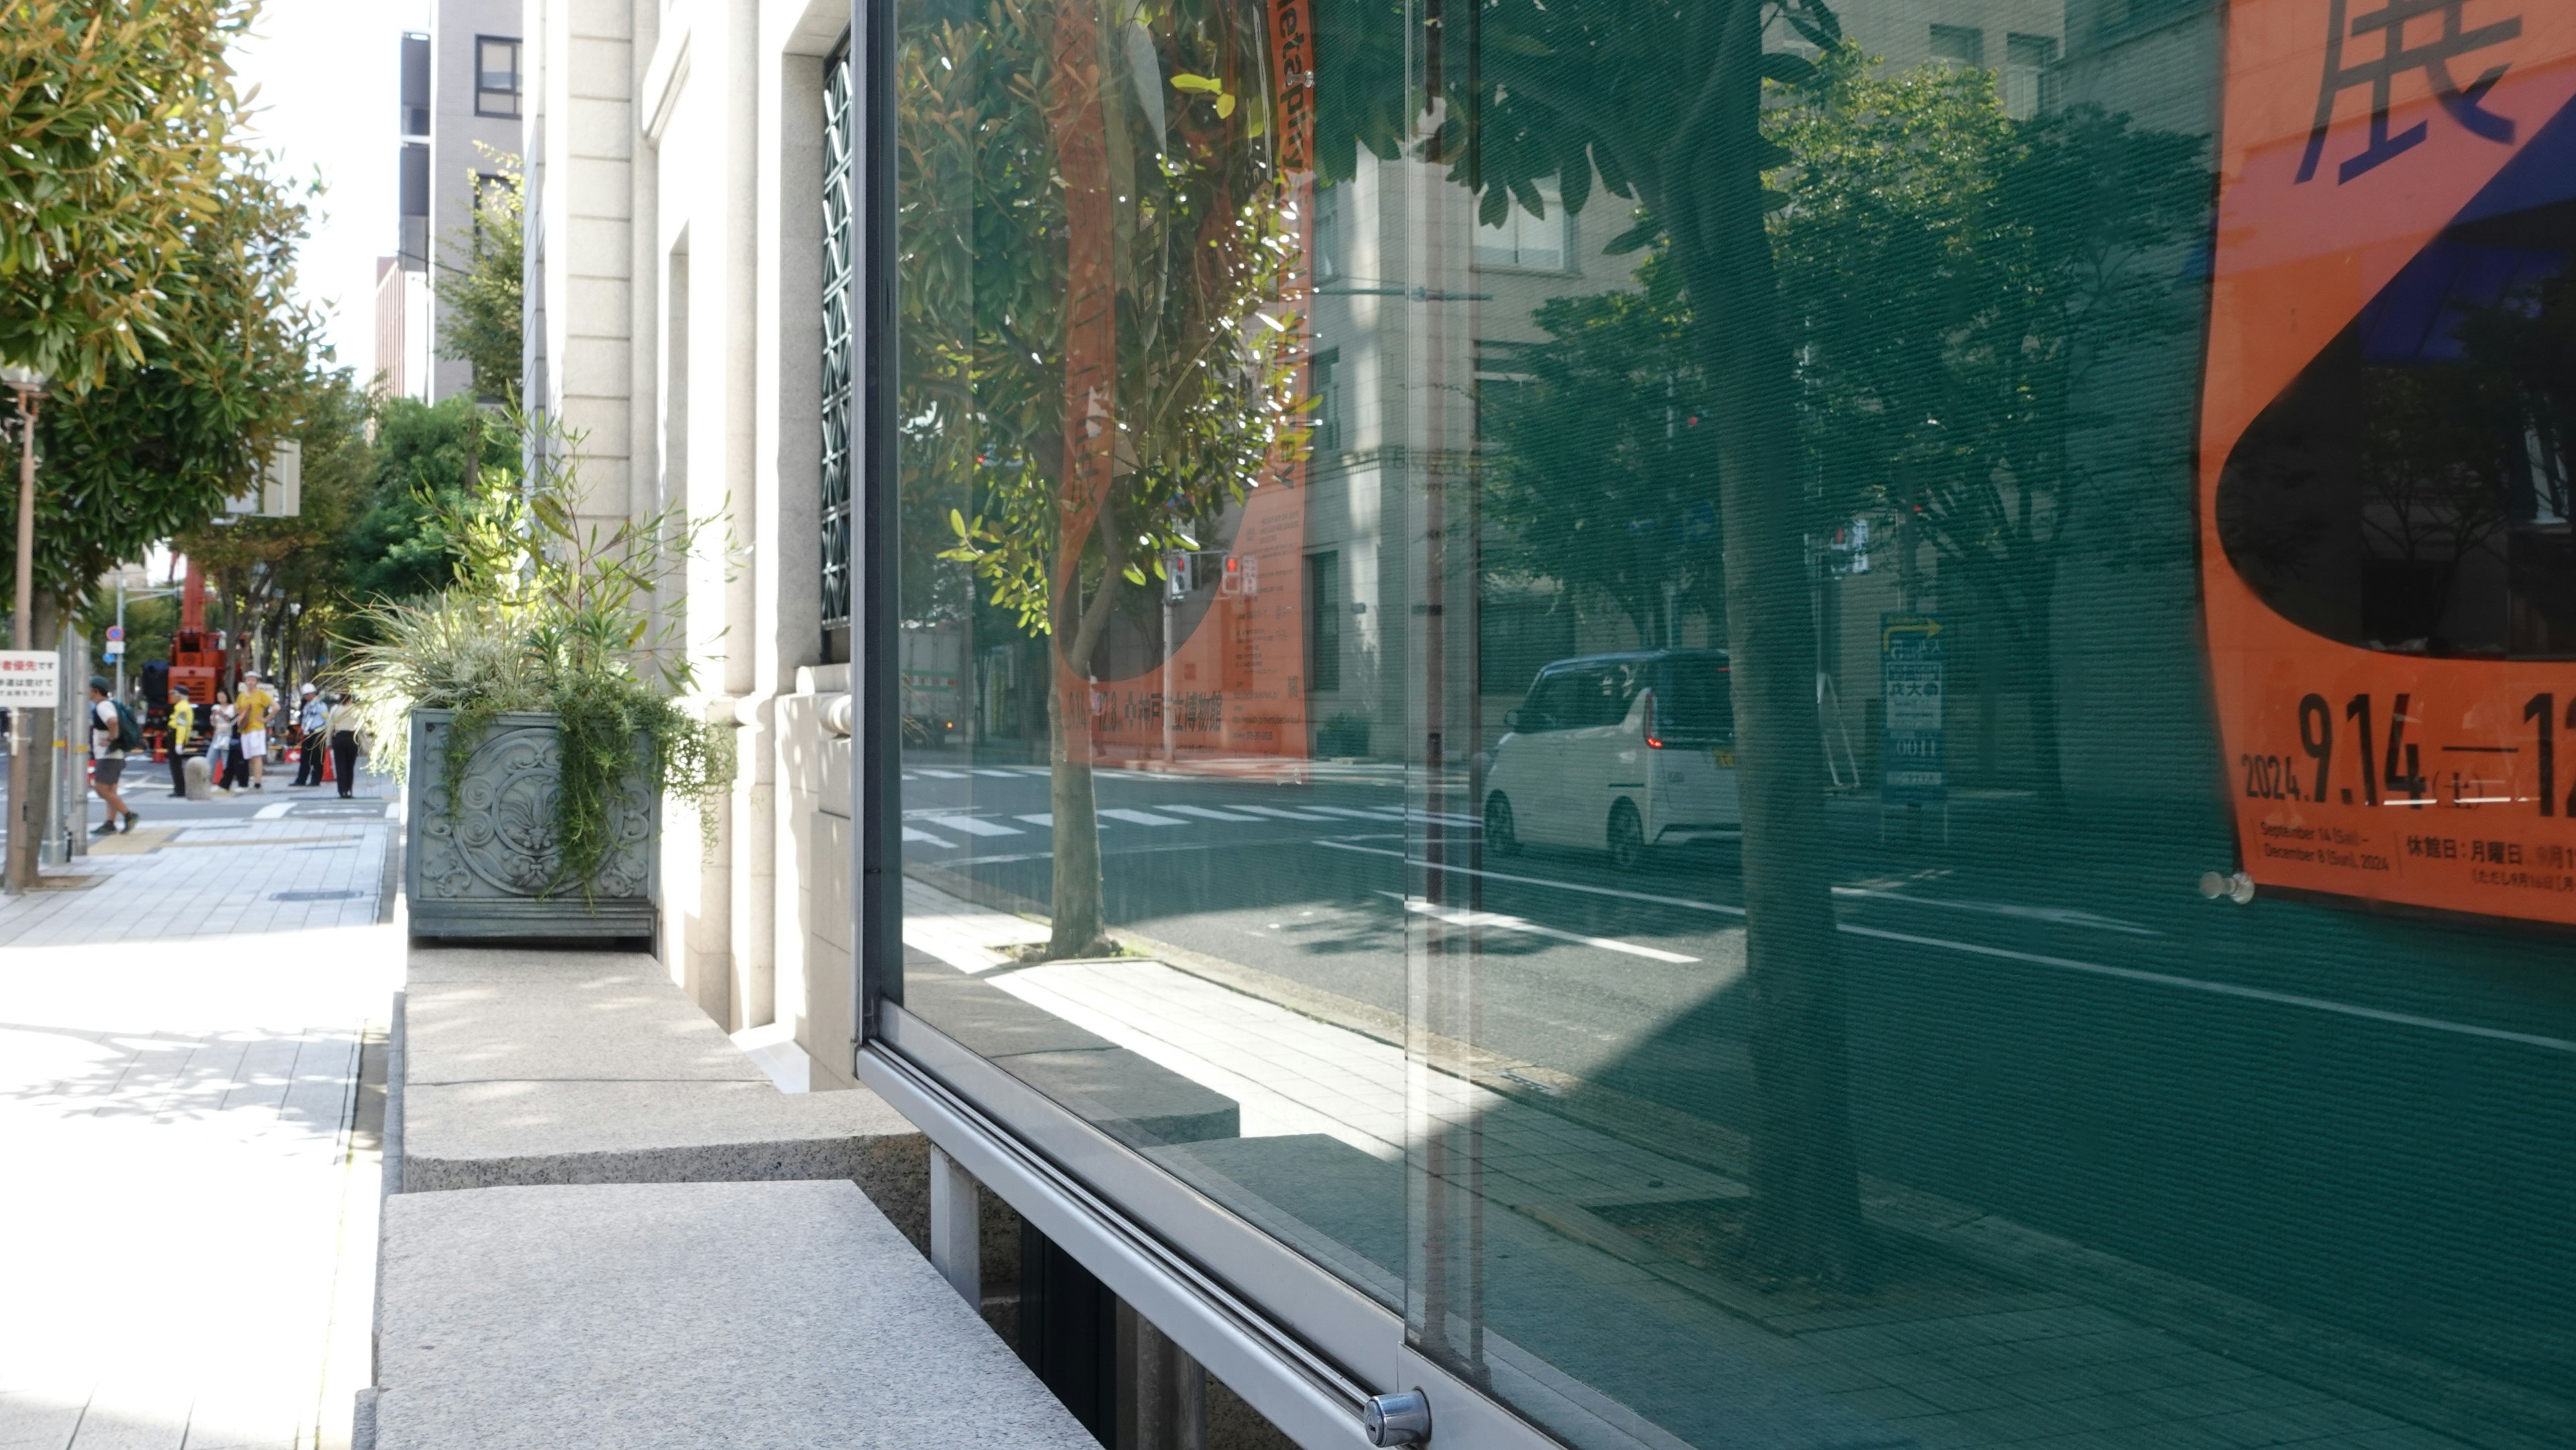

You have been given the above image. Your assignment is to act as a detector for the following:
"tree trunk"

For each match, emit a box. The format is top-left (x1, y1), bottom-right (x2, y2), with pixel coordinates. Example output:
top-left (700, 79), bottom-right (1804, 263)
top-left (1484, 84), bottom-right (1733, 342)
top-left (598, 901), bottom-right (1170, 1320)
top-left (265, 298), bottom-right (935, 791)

top-left (1044, 0), bottom-right (1118, 961)
top-left (1662, 2), bottom-right (1868, 1287)
top-left (1046, 682), bottom-right (1110, 956)
top-left (1046, 532), bottom-right (1127, 959)
top-left (2019, 564), bottom-right (2066, 809)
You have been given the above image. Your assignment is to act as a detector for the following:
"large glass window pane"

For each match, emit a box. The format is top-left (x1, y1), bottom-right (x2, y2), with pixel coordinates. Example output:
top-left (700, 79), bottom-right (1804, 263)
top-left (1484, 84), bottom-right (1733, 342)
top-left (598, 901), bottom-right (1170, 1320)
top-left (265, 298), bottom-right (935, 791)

top-left (889, 0), bottom-right (2576, 1445)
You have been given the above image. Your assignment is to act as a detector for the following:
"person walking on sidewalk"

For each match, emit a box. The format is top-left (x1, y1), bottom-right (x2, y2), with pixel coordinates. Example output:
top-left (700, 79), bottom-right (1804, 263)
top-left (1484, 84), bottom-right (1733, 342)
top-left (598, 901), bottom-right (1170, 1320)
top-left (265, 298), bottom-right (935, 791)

top-left (236, 672), bottom-right (275, 792)
top-left (166, 685), bottom-right (195, 796)
top-left (87, 678), bottom-right (138, 834)
top-left (327, 692), bottom-right (363, 798)
top-left (292, 682), bottom-right (328, 787)
top-left (209, 690), bottom-right (246, 793)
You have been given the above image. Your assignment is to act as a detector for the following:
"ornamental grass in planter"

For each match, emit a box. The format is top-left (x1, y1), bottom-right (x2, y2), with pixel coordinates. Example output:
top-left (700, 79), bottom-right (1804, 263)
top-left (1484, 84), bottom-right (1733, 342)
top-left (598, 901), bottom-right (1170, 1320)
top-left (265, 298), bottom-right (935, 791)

top-left (347, 416), bottom-right (733, 937)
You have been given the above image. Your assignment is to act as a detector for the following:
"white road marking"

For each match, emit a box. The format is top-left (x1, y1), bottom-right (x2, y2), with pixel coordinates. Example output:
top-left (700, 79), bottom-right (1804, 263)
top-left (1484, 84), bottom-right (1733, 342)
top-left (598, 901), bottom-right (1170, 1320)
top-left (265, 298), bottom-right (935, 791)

top-left (912, 768), bottom-right (967, 779)
top-left (971, 768), bottom-right (1024, 778)
top-left (1227, 804), bottom-right (1336, 821)
top-left (923, 815), bottom-right (1022, 837)
top-left (1302, 805), bottom-right (1401, 821)
top-left (1014, 813), bottom-right (1055, 828)
top-left (252, 802), bottom-right (294, 820)
top-left (1315, 839), bottom-right (1740, 914)
top-left (1380, 892), bottom-right (1701, 964)
top-left (1157, 804), bottom-right (1265, 823)
top-left (902, 827), bottom-right (957, 847)
top-left (1099, 809), bottom-right (1188, 827)
top-left (1840, 923), bottom-right (2576, 1054)
top-left (1317, 839), bottom-right (2567, 1054)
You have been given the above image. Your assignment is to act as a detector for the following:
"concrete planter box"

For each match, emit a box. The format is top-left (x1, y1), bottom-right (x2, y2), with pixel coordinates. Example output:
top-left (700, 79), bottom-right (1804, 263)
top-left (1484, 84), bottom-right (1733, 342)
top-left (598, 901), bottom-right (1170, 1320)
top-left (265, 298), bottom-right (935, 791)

top-left (407, 709), bottom-right (659, 941)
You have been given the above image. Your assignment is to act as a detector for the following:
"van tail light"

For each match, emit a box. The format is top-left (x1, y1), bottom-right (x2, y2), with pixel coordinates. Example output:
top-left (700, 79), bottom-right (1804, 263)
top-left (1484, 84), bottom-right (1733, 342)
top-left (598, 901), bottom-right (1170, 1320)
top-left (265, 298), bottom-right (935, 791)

top-left (1646, 732), bottom-right (1665, 749)
top-left (1642, 688), bottom-right (1662, 748)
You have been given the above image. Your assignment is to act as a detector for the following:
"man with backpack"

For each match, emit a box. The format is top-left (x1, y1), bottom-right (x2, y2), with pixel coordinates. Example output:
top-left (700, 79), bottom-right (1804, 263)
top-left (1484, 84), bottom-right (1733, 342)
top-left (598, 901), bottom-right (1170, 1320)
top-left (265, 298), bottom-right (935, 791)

top-left (88, 677), bottom-right (140, 835)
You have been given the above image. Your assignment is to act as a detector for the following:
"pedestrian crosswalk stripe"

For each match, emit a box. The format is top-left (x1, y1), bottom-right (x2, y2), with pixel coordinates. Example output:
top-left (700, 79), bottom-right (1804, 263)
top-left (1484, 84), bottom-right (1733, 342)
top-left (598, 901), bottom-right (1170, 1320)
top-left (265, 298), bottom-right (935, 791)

top-left (1228, 804), bottom-right (1334, 821)
top-left (924, 815), bottom-right (1022, 837)
top-left (969, 768), bottom-right (1023, 778)
top-left (1157, 804), bottom-right (1264, 823)
top-left (1303, 805), bottom-right (1400, 821)
top-left (912, 768), bottom-right (968, 779)
top-left (1098, 808), bottom-right (1188, 827)
top-left (1014, 813), bottom-right (1054, 827)
top-left (902, 827), bottom-right (957, 847)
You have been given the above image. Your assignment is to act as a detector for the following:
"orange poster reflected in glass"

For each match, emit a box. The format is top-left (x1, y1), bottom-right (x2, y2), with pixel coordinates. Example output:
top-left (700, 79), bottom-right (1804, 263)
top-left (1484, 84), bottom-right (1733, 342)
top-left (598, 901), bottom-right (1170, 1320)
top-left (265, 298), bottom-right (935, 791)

top-left (2205, 0), bottom-right (2576, 919)
top-left (1058, 0), bottom-right (1316, 781)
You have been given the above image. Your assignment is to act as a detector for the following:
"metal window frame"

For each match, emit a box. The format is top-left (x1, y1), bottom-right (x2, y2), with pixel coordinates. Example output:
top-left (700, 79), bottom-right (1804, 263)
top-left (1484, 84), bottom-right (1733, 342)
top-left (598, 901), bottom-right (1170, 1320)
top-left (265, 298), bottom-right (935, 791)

top-left (838, 3), bottom-right (1644, 1445)
top-left (473, 35), bottom-right (522, 119)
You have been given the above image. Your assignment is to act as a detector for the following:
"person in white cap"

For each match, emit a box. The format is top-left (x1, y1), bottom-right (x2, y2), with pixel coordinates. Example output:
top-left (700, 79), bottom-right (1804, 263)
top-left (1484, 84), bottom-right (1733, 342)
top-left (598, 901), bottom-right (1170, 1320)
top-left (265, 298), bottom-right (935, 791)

top-left (294, 682), bottom-right (329, 787)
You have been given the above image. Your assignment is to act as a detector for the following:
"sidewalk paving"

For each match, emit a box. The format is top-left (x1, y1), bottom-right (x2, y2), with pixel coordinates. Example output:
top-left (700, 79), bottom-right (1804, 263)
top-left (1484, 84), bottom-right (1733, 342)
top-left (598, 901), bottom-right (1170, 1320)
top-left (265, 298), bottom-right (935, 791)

top-left (0, 776), bottom-right (400, 1450)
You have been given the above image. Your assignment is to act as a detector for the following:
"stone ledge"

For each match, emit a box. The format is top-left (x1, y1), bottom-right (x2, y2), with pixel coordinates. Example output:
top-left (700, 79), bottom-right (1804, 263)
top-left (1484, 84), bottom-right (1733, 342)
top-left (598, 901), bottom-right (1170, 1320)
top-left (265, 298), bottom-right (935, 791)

top-left (397, 946), bottom-right (930, 1246)
top-left (371, 1181), bottom-right (1093, 1450)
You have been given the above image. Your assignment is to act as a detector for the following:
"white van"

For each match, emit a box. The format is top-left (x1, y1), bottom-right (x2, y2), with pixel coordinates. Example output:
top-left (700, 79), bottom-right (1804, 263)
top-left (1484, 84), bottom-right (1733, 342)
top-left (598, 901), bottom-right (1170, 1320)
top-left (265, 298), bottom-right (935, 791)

top-left (1484, 650), bottom-right (1740, 868)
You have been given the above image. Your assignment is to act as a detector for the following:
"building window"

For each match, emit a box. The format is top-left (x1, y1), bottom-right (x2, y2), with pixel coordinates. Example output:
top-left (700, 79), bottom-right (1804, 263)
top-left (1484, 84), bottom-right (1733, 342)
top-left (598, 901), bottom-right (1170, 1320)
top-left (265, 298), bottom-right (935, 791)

top-left (1472, 177), bottom-right (1568, 270)
top-left (1305, 552), bottom-right (1342, 694)
top-left (818, 38), bottom-right (855, 657)
top-left (1309, 348), bottom-right (1342, 454)
top-left (1313, 180), bottom-right (1346, 282)
top-left (1473, 341), bottom-right (1536, 450)
top-left (2004, 33), bottom-right (2059, 119)
top-left (1929, 23), bottom-right (1985, 67)
top-left (475, 36), bottom-right (521, 118)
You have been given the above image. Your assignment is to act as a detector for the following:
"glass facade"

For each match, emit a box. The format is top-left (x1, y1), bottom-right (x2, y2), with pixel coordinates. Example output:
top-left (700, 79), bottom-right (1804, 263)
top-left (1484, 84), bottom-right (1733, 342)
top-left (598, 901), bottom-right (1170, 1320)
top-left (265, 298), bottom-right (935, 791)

top-left (881, 0), bottom-right (2576, 1445)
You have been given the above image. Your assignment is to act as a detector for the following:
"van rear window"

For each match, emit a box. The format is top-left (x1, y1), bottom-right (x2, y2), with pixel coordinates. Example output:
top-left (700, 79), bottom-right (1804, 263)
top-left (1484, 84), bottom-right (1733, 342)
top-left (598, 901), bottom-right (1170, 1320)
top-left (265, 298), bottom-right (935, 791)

top-left (1657, 664), bottom-right (1733, 741)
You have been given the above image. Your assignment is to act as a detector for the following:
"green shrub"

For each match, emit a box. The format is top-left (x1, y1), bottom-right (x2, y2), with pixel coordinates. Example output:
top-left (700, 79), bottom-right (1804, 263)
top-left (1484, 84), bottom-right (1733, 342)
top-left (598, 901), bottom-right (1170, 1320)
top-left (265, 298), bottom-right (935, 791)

top-left (344, 411), bottom-right (735, 900)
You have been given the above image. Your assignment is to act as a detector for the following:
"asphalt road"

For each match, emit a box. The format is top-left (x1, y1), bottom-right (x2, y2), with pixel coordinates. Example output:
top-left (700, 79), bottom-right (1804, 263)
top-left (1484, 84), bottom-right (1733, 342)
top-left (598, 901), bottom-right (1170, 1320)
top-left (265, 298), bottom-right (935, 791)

top-left (898, 748), bottom-right (2576, 1383)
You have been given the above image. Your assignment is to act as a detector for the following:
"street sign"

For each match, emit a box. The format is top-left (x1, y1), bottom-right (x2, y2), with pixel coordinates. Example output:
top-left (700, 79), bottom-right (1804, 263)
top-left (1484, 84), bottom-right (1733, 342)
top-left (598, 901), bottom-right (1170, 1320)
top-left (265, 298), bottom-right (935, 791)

top-left (1881, 615), bottom-right (1946, 805)
top-left (0, 650), bottom-right (60, 707)
top-left (105, 625), bottom-right (125, 641)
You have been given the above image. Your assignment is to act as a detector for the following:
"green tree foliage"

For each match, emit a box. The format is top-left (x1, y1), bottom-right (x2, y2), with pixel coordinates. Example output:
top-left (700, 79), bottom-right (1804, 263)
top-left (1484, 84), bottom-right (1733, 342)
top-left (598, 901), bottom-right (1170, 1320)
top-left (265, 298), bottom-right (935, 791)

top-left (0, 0), bottom-right (254, 387)
top-left (429, 149), bottom-right (522, 401)
top-left (0, 144), bottom-right (320, 607)
top-left (902, 0), bottom-right (1308, 955)
top-left (1768, 50), bottom-right (2204, 799)
top-left (343, 395), bottom-right (508, 607)
top-left (1483, 49), bottom-right (2205, 801)
top-left (1481, 250), bottom-right (1721, 648)
top-left (175, 366), bottom-right (374, 680)
top-left (347, 413), bottom-right (734, 897)
top-left (1313, 0), bottom-right (1869, 1283)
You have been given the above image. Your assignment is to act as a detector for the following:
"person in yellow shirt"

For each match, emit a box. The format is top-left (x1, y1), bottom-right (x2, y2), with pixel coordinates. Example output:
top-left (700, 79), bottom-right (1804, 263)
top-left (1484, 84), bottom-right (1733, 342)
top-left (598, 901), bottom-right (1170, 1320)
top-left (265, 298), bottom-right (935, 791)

top-left (166, 686), bottom-right (195, 796)
top-left (235, 672), bottom-right (276, 791)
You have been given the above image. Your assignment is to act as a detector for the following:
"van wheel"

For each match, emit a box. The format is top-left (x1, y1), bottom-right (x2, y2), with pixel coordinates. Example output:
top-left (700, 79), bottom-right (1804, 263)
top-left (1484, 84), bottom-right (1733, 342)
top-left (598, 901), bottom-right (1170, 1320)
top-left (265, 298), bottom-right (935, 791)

top-left (1607, 799), bottom-right (1648, 871)
top-left (1485, 792), bottom-right (1522, 856)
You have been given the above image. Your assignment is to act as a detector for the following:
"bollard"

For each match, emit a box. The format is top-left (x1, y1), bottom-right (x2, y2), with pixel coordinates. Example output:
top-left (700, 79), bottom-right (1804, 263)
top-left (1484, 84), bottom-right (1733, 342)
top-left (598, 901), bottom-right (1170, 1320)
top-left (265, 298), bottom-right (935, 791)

top-left (183, 754), bottom-right (213, 802)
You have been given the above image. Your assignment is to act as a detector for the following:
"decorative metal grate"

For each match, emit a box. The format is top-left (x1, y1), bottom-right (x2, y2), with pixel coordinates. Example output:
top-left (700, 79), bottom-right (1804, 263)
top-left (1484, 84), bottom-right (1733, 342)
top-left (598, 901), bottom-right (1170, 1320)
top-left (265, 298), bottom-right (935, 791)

top-left (818, 37), bottom-right (855, 653)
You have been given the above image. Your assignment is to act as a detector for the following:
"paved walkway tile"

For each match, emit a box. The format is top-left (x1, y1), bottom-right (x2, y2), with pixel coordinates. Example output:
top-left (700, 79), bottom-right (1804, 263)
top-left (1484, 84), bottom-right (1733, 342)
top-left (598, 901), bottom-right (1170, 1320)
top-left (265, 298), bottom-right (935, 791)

top-left (0, 781), bottom-right (397, 1450)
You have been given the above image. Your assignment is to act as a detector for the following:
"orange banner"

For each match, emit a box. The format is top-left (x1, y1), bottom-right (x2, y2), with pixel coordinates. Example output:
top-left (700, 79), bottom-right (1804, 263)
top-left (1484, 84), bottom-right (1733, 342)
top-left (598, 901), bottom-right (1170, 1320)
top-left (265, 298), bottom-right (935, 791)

top-left (2203, 0), bottom-right (2576, 921)
top-left (1051, 1), bottom-right (1314, 780)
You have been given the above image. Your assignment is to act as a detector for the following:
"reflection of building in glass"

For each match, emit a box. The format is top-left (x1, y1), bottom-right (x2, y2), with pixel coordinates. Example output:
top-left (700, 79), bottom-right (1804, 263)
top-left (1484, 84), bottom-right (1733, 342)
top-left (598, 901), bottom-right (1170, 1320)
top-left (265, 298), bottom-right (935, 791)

top-left (498, 3), bottom-right (2576, 1449)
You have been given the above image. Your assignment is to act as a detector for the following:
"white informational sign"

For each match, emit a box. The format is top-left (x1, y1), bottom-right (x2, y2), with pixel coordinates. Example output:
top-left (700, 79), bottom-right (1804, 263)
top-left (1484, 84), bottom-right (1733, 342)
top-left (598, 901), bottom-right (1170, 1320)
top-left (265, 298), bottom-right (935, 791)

top-left (0, 650), bottom-right (60, 707)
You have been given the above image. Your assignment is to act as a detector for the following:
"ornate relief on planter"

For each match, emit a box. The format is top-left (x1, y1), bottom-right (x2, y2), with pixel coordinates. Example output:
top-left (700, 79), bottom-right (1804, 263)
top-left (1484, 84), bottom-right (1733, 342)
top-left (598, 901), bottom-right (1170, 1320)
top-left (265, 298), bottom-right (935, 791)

top-left (407, 709), bottom-right (659, 940)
